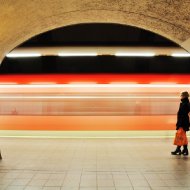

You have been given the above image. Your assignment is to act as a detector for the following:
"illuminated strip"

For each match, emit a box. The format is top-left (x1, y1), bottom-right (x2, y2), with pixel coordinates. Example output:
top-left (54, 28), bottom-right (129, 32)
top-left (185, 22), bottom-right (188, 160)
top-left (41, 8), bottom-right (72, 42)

top-left (171, 53), bottom-right (190, 57)
top-left (0, 82), bottom-right (18, 84)
top-left (29, 82), bottom-right (57, 84)
top-left (109, 82), bottom-right (138, 84)
top-left (149, 82), bottom-right (177, 84)
top-left (68, 82), bottom-right (97, 84)
top-left (6, 53), bottom-right (42, 58)
top-left (5, 51), bottom-right (190, 58)
top-left (0, 96), bottom-right (178, 99)
top-left (0, 84), bottom-right (190, 88)
top-left (58, 52), bottom-right (98, 56)
top-left (115, 52), bottom-right (155, 57)
top-left (0, 130), bottom-right (182, 138)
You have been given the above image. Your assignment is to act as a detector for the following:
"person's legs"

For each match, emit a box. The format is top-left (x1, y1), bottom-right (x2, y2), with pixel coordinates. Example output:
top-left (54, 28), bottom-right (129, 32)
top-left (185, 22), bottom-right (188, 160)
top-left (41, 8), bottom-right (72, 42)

top-left (182, 145), bottom-right (188, 155)
top-left (171, 146), bottom-right (182, 155)
top-left (182, 131), bottom-right (189, 156)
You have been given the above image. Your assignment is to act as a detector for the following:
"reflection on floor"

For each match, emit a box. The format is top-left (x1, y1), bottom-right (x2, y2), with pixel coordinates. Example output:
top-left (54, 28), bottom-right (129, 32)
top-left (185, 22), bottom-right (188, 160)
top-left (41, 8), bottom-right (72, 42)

top-left (0, 137), bottom-right (190, 190)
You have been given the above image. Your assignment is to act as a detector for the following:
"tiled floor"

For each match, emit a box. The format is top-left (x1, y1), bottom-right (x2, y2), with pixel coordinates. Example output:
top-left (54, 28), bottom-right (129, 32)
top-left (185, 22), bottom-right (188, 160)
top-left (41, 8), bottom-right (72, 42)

top-left (0, 137), bottom-right (190, 190)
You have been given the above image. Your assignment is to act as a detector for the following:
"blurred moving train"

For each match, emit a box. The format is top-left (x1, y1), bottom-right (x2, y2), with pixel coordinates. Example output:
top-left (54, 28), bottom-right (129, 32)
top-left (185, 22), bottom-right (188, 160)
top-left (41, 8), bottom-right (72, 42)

top-left (0, 74), bottom-right (189, 131)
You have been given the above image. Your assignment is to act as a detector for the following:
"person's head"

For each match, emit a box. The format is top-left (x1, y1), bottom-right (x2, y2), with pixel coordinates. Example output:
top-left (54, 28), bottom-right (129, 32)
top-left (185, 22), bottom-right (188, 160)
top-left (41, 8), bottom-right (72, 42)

top-left (180, 91), bottom-right (189, 99)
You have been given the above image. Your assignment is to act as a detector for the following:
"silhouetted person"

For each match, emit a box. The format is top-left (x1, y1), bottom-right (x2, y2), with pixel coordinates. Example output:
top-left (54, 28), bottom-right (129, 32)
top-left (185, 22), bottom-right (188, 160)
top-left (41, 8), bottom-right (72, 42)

top-left (171, 91), bottom-right (190, 156)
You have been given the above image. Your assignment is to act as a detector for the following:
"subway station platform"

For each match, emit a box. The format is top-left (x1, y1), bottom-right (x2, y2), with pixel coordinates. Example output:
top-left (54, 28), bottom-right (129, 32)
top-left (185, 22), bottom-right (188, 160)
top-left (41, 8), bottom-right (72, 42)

top-left (0, 137), bottom-right (190, 190)
top-left (1, 1), bottom-right (190, 189)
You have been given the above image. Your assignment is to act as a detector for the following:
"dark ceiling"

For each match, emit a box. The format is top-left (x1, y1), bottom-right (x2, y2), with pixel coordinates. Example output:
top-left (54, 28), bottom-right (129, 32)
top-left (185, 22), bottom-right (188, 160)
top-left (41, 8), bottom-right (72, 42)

top-left (1, 23), bottom-right (190, 74)
top-left (20, 23), bottom-right (177, 47)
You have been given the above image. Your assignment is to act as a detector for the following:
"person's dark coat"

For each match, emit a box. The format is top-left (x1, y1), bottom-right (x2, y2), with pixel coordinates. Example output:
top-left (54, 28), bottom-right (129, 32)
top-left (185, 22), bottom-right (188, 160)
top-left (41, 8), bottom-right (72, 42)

top-left (176, 97), bottom-right (190, 131)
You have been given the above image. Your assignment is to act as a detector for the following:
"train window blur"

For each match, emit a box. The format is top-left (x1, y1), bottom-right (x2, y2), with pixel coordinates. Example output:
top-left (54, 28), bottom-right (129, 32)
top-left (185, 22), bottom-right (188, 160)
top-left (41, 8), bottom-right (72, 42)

top-left (0, 95), bottom-right (179, 116)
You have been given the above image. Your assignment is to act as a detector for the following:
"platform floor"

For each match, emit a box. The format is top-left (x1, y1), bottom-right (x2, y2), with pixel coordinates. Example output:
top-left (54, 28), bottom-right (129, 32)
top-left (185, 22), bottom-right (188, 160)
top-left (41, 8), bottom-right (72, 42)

top-left (0, 137), bottom-right (190, 190)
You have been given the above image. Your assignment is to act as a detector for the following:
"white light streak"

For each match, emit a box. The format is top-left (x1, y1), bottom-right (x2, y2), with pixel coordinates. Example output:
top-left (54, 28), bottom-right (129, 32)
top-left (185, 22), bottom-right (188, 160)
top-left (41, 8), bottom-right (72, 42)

top-left (0, 96), bottom-right (178, 99)
top-left (171, 53), bottom-right (190, 57)
top-left (6, 53), bottom-right (42, 58)
top-left (0, 84), bottom-right (190, 88)
top-left (58, 52), bottom-right (98, 56)
top-left (115, 52), bottom-right (155, 57)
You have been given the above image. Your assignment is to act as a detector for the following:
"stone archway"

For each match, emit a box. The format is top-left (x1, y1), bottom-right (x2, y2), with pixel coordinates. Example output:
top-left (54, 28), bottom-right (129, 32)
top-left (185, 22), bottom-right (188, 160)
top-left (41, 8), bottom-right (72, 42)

top-left (0, 0), bottom-right (190, 63)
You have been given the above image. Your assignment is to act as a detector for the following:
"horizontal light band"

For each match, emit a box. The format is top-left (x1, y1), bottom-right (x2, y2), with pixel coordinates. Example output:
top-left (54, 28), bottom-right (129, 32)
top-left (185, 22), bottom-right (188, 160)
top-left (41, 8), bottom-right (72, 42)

top-left (115, 52), bottom-right (156, 57)
top-left (0, 96), bottom-right (178, 99)
top-left (110, 82), bottom-right (138, 84)
top-left (0, 82), bottom-right (18, 85)
top-left (5, 52), bottom-right (190, 57)
top-left (149, 82), bottom-right (177, 84)
top-left (58, 52), bottom-right (98, 56)
top-left (29, 82), bottom-right (57, 84)
top-left (68, 82), bottom-right (97, 84)
top-left (0, 84), bottom-right (190, 88)
top-left (0, 130), bottom-right (180, 138)
top-left (171, 53), bottom-right (190, 57)
top-left (6, 53), bottom-right (42, 58)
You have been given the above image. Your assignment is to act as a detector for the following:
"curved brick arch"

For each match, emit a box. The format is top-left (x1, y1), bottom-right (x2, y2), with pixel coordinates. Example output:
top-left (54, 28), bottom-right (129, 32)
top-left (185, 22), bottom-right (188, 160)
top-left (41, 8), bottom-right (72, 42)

top-left (0, 0), bottom-right (190, 63)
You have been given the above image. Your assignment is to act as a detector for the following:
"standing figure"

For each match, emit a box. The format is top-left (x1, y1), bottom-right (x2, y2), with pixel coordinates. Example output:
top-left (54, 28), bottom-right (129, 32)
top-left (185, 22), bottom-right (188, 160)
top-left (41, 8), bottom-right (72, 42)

top-left (171, 91), bottom-right (190, 156)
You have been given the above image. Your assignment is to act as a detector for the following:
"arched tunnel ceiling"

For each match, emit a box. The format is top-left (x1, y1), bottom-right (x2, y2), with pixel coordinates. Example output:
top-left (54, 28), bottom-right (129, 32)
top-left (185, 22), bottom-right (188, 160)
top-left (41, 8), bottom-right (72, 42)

top-left (0, 0), bottom-right (190, 63)
top-left (20, 23), bottom-right (177, 47)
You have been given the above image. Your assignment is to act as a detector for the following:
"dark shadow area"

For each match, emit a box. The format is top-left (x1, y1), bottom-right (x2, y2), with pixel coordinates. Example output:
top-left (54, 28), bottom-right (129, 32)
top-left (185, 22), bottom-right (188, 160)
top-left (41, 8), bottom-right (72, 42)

top-left (20, 23), bottom-right (177, 47)
top-left (1, 56), bottom-right (190, 74)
